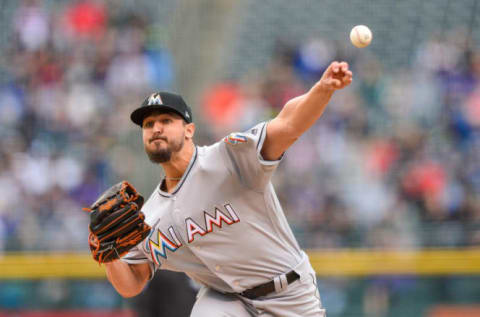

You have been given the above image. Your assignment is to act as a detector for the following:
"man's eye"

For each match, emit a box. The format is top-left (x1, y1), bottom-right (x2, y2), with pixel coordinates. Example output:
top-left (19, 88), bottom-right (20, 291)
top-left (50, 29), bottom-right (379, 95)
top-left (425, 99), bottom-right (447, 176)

top-left (144, 121), bottom-right (154, 128)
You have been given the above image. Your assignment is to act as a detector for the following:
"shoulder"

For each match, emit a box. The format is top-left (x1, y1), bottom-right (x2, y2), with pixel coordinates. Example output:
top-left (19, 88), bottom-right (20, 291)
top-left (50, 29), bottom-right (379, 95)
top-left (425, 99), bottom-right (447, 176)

top-left (195, 142), bottom-right (226, 167)
top-left (196, 142), bottom-right (221, 158)
top-left (223, 122), bottom-right (268, 148)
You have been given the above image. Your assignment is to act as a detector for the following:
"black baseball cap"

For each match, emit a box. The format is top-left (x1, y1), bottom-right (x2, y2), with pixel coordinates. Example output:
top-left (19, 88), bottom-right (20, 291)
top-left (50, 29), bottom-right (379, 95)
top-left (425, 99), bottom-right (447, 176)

top-left (130, 92), bottom-right (193, 126)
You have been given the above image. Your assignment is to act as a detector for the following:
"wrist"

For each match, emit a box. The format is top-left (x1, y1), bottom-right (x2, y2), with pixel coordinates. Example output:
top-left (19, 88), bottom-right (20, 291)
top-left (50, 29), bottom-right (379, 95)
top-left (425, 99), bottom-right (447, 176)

top-left (310, 82), bottom-right (336, 96)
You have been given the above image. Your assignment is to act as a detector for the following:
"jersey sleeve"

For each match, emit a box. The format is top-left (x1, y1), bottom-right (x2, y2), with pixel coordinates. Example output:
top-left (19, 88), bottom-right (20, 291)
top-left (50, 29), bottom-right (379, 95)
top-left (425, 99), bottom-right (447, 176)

top-left (219, 121), bottom-right (283, 191)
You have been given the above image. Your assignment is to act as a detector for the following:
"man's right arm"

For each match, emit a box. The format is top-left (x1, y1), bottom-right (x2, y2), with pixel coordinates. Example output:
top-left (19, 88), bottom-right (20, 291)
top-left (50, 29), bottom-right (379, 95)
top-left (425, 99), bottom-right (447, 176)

top-left (105, 261), bottom-right (151, 298)
top-left (261, 61), bottom-right (352, 161)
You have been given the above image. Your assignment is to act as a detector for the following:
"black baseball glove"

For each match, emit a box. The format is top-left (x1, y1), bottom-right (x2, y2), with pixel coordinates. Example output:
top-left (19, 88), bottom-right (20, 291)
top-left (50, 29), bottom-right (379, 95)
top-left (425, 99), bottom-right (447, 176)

top-left (84, 181), bottom-right (151, 263)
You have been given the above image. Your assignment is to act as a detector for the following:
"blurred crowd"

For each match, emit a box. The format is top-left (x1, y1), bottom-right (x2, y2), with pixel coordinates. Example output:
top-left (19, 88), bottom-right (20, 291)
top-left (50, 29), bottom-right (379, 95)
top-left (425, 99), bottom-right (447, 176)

top-left (0, 0), bottom-right (174, 252)
top-left (1, 0), bottom-right (480, 255)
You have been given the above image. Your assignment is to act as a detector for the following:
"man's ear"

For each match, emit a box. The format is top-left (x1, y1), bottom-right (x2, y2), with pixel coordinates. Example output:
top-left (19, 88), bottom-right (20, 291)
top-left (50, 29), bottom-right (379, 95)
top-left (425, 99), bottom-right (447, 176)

top-left (185, 123), bottom-right (195, 140)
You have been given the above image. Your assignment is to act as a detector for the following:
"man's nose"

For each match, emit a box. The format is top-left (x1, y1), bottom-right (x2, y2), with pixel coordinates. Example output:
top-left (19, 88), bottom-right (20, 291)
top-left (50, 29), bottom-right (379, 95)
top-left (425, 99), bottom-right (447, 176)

top-left (152, 121), bottom-right (163, 132)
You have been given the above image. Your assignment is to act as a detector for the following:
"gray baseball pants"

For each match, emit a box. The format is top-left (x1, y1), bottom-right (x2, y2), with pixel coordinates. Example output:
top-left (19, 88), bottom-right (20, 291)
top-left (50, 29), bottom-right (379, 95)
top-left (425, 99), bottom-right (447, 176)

top-left (190, 258), bottom-right (326, 317)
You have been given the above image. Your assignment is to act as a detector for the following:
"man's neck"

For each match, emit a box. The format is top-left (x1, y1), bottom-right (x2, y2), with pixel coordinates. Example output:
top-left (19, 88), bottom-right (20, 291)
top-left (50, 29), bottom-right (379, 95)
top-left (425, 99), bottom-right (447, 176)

top-left (160, 142), bottom-right (195, 193)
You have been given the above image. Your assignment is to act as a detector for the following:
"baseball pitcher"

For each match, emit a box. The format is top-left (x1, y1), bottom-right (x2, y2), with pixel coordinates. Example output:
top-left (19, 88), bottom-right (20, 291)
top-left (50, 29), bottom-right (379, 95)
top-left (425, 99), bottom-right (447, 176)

top-left (85, 61), bottom-right (353, 316)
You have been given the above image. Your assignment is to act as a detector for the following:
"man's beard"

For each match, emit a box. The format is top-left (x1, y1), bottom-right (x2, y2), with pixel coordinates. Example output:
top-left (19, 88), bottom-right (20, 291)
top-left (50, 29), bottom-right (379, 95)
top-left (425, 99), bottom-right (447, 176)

top-left (145, 135), bottom-right (184, 164)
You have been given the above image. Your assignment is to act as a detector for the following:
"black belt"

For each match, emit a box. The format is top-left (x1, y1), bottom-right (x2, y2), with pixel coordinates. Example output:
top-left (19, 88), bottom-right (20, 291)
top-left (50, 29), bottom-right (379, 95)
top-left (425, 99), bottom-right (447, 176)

top-left (238, 270), bottom-right (300, 300)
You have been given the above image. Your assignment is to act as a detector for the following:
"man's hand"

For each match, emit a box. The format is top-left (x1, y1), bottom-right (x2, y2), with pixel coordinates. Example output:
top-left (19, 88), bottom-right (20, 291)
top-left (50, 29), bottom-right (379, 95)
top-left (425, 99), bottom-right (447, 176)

top-left (85, 181), bottom-right (151, 264)
top-left (316, 61), bottom-right (353, 92)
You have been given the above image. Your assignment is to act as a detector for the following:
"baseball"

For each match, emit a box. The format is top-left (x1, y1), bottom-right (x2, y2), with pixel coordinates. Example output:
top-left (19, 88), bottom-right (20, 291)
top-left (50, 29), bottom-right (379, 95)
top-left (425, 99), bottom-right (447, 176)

top-left (350, 25), bottom-right (372, 48)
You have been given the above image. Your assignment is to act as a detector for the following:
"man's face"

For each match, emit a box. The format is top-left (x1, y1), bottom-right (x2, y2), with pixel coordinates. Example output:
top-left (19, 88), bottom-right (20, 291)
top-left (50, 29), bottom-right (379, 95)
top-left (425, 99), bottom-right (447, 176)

top-left (142, 112), bottom-right (187, 163)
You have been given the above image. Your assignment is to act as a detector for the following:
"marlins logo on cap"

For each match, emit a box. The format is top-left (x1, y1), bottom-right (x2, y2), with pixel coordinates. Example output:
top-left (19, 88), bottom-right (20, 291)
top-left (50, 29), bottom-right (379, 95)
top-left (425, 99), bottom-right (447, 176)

top-left (147, 93), bottom-right (163, 106)
top-left (130, 91), bottom-right (193, 126)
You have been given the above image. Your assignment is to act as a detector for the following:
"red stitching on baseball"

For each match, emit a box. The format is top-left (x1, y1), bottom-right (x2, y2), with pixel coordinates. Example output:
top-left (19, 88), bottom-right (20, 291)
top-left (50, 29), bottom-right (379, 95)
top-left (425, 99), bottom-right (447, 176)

top-left (355, 27), bottom-right (368, 46)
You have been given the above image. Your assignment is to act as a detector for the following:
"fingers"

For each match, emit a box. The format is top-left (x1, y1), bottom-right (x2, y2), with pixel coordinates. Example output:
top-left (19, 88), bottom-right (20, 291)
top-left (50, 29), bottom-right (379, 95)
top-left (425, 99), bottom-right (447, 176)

top-left (328, 78), bottom-right (342, 88)
top-left (342, 70), bottom-right (353, 85)
top-left (318, 61), bottom-right (353, 91)
top-left (331, 61), bottom-right (350, 74)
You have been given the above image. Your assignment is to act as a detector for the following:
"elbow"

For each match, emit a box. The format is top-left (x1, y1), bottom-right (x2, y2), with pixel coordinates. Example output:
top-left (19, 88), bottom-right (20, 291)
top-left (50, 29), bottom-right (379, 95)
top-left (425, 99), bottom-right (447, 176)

top-left (117, 287), bottom-right (143, 298)
top-left (111, 278), bottom-right (146, 298)
top-left (120, 293), bottom-right (138, 299)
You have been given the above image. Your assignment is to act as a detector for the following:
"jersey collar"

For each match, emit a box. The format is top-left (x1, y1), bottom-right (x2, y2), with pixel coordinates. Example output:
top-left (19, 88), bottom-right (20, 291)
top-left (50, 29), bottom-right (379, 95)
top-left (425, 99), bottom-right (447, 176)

top-left (157, 145), bottom-right (198, 198)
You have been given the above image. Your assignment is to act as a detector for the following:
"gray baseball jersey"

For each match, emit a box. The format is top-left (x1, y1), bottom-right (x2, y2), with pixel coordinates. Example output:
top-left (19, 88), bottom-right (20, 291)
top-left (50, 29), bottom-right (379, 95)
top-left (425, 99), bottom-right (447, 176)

top-left (123, 121), bottom-right (309, 294)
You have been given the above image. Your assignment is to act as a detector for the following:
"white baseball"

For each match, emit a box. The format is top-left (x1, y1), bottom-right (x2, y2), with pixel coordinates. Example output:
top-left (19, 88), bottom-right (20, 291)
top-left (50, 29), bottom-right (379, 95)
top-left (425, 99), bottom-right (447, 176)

top-left (350, 25), bottom-right (372, 48)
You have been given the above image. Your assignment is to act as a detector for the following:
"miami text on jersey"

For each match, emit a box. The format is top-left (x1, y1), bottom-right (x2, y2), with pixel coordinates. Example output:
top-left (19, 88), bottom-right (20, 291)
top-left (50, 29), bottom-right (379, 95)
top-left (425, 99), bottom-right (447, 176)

top-left (147, 203), bottom-right (240, 266)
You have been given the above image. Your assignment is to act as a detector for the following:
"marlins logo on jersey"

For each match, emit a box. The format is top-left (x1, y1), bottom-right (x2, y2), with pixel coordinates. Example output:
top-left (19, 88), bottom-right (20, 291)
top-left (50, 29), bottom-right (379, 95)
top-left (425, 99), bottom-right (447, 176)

top-left (224, 133), bottom-right (247, 145)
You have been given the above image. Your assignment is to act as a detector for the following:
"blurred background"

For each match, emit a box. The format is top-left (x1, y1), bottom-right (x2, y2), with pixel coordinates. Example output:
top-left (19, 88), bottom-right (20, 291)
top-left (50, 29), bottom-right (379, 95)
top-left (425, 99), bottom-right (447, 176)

top-left (0, 0), bottom-right (480, 316)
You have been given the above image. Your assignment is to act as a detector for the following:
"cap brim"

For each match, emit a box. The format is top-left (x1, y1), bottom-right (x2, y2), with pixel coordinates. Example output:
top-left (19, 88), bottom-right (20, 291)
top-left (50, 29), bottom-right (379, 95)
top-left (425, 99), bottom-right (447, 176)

top-left (130, 105), bottom-right (186, 126)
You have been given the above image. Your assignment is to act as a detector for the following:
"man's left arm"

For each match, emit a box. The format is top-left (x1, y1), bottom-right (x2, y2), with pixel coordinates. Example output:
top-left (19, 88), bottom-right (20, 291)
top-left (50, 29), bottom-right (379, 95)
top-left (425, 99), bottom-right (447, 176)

top-left (261, 61), bottom-right (353, 161)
